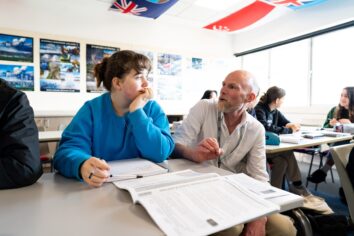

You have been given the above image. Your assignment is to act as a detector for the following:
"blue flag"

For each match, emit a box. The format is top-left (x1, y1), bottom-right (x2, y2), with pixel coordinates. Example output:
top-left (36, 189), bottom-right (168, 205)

top-left (110, 0), bottom-right (178, 19)
top-left (265, 0), bottom-right (327, 10)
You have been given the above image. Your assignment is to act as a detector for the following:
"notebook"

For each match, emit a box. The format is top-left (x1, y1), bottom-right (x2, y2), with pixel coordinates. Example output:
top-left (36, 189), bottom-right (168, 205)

top-left (106, 158), bottom-right (169, 182)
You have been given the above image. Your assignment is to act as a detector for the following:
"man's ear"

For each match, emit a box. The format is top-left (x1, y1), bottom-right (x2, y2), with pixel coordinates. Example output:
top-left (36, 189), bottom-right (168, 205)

top-left (247, 92), bottom-right (256, 103)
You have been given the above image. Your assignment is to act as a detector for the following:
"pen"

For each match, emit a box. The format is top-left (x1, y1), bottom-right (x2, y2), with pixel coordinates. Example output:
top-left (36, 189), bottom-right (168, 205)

top-left (109, 174), bottom-right (144, 179)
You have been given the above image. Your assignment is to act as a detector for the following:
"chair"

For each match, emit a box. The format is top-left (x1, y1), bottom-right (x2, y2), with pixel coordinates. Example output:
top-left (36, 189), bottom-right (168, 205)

top-left (330, 143), bottom-right (354, 224)
top-left (294, 146), bottom-right (334, 190)
top-left (38, 126), bottom-right (54, 172)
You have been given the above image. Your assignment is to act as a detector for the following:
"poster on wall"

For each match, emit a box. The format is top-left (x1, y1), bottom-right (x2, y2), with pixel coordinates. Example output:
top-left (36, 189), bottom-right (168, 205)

top-left (157, 76), bottom-right (182, 100)
top-left (0, 34), bottom-right (33, 62)
top-left (137, 50), bottom-right (155, 86)
top-left (0, 64), bottom-right (34, 91)
top-left (187, 57), bottom-right (203, 70)
top-left (39, 39), bottom-right (80, 92)
top-left (86, 44), bottom-right (119, 92)
top-left (157, 53), bottom-right (182, 76)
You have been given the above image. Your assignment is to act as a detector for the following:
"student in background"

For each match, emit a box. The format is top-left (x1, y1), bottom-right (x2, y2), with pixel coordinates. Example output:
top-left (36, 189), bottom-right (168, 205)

top-left (54, 50), bottom-right (174, 187)
top-left (308, 86), bottom-right (354, 184)
top-left (0, 78), bottom-right (43, 189)
top-left (201, 89), bottom-right (218, 100)
top-left (173, 71), bottom-right (296, 236)
top-left (254, 86), bottom-right (310, 196)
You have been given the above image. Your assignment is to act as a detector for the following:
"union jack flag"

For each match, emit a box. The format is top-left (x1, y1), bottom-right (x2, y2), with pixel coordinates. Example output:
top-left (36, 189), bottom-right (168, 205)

top-left (110, 0), bottom-right (178, 19)
top-left (265, 0), bottom-right (327, 10)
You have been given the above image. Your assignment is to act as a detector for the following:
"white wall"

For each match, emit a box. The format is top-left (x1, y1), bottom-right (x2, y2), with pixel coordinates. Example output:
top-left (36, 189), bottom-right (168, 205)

top-left (0, 0), bottom-right (234, 115)
top-left (231, 0), bottom-right (354, 54)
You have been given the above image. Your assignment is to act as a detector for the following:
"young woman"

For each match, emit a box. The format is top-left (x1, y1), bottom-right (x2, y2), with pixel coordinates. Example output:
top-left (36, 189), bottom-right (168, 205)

top-left (54, 50), bottom-right (175, 187)
top-left (255, 86), bottom-right (310, 196)
top-left (308, 87), bottom-right (354, 184)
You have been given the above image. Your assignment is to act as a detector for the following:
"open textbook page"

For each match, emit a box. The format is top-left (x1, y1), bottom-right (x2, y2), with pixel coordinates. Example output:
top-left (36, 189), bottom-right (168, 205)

top-left (114, 170), bottom-right (279, 236)
top-left (106, 158), bottom-right (168, 182)
top-left (225, 173), bottom-right (304, 212)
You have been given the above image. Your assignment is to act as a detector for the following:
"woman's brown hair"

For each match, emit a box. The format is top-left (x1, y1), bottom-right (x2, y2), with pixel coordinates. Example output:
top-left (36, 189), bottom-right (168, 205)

top-left (94, 50), bottom-right (151, 91)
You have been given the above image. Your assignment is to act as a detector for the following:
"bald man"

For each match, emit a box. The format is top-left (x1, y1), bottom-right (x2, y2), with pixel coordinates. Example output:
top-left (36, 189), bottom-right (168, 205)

top-left (172, 70), bottom-right (296, 236)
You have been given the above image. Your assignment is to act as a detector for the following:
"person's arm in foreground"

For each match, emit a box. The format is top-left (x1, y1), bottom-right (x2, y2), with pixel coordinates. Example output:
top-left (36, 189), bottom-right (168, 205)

top-left (0, 92), bottom-right (42, 189)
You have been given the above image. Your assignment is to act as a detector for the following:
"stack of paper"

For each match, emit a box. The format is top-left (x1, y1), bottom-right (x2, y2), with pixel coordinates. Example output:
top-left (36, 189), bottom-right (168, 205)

top-left (113, 170), bottom-right (280, 236)
top-left (279, 134), bottom-right (302, 144)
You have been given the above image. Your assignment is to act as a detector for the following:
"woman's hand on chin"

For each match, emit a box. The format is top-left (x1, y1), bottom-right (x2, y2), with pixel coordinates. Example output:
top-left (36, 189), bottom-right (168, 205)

top-left (129, 88), bottom-right (154, 112)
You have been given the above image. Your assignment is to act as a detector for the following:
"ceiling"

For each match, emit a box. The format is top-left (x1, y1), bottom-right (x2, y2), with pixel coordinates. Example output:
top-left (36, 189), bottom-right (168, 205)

top-left (96, 0), bottom-right (342, 34)
top-left (97, 0), bottom-right (252, 27)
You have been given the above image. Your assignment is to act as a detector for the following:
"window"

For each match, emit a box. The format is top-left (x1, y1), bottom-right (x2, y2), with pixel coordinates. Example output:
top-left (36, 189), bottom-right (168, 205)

top-left (242, 50), bottom-right (270, 94)
top-left (312, 27), bottom-right (354, 105)
top-left (269, 40), bottom-right (310, 107)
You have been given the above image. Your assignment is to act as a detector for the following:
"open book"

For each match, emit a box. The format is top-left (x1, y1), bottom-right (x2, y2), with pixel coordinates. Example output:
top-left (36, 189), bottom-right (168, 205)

top-left (113, 170), bottom-right (280, 236)
top-left (106, 158), bottom-right (168, 182)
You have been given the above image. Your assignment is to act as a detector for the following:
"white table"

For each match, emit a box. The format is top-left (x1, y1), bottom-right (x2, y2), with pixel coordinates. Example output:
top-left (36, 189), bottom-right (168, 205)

top-left (0, 159), bottom-right (302, 236)
top-left (38, 130), bottom-right (63, 143)
top-left (266, 134), bottom-right (353, 154)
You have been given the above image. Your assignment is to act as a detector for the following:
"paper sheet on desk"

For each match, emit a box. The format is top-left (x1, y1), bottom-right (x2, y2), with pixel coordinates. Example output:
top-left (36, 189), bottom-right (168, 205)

top-left (106, 158), bottom-right (168, 182)
top-left (279, 134), bottom-right (302, 144)
top-left (225, 174), bottom-right (291, 200)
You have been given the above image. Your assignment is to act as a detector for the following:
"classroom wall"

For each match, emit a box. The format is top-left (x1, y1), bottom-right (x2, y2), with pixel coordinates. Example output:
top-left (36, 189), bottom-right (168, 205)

top-left (0, 0), bottom-right (236, 116)
top-left (231, 0), bottom-right (354, 54)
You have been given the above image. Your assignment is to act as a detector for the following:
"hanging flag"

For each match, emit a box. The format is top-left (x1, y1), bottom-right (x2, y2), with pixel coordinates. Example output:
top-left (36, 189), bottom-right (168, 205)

top-left (265, 0), bottom-right (327, 10)
top-left (204, 0), bottom-right (327, 32)
top-left (204, 1), bottom-right (275, 32)
top-left (110, 0), bottom-right (178, 19)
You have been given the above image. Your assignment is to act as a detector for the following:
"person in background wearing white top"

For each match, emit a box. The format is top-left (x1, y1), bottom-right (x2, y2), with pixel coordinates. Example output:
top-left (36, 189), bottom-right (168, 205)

top-left (172, 70), bottom-right (296, 236)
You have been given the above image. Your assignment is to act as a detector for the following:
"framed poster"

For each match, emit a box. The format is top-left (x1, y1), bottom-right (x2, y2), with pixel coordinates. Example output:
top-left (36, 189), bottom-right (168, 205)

top-left (86, 44), bottom-right (119, 92)
top-left (40, 39), bottom-right (80, 92)
top-left (137, 50), bottom-right (155, 86)
top-left (0, 33), bottom-right (33, 62)
top-left (0, 64), bottom-right (34, 91)
top-left (157, 53), bottom-right (182, 76)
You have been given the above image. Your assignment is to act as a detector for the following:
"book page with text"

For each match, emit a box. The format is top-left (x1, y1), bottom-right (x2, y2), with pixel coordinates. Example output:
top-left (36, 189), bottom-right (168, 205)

top-left (114, 170), bottom-right (279, 236)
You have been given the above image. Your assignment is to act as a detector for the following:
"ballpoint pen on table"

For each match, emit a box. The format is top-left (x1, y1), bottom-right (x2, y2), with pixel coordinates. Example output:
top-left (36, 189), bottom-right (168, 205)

top-left (108, 174), bottom-right (144, 180)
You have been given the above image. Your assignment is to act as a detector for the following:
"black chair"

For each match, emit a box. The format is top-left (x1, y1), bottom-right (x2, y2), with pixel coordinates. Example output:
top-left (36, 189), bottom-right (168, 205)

top-left (39, 126), bottom-right (54, 172)
top-left (294, 147), bottom-right (334, 191)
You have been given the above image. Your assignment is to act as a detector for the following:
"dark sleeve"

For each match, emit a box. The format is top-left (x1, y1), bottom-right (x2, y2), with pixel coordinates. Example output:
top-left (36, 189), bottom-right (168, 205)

top-left (0, 91), bottom-right (43, 189)
top-left (346, 147), bottom-right (354, 189)
top-left (323, 107), bottom-right (336, 128)
top-left (255, 105), bottom-right (292, 134)
top-left (275, 111), bottom-right (292, 134)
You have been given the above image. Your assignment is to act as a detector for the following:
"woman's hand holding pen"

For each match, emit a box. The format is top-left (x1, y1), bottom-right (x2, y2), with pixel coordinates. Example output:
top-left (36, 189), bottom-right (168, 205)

top-left (80, 157), bottom-right (110, 187)
top-left (129, 87), bottom-right (154, 112)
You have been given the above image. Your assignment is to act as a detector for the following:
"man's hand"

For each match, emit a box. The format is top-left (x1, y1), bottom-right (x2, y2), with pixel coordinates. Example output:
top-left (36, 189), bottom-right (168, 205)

top-left (191, 138), bottom-right (223, 163)
top-left (80, 157), bottom-right (110, 187)
top-left (242, 217), bottom-right (267, 236)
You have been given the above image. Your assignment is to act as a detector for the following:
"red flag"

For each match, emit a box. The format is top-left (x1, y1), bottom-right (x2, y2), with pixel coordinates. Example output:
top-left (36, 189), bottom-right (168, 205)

top-left (204, 1), bottom-right (275, 32)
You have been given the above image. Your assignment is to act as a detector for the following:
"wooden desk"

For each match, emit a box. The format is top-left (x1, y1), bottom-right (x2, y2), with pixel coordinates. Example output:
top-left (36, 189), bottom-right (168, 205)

top-left (38, 130), bottom-right (63, 143)
top-left (266, 135), bottom-right (353, 154)
top-left (0, 159), bottom-right (302, 236)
